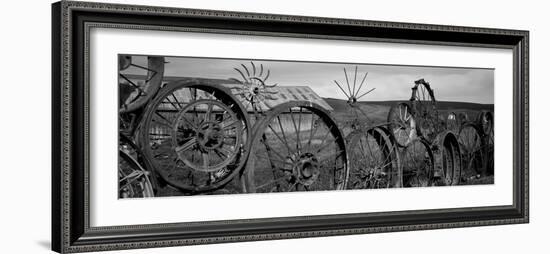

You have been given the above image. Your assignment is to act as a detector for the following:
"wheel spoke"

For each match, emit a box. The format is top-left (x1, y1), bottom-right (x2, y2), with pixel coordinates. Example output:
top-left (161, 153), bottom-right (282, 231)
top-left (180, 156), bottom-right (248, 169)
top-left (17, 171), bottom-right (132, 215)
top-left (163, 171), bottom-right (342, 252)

top-left (314, 126), bottom-right (334, 153)
top-left (276, 115), bottom-right (293, 154)
top-left (306, 116), bottom-right (319, 151)
top-left (153, 111), bottom-right (173, 127)
top-left (175, 137), bottom-right (196, 153)
top-left (261, 137), bottom-right (289, 162)
top-left (267, 124), bottom-right (293, 155)
top-left (202, 152), bottom-right (210, 168)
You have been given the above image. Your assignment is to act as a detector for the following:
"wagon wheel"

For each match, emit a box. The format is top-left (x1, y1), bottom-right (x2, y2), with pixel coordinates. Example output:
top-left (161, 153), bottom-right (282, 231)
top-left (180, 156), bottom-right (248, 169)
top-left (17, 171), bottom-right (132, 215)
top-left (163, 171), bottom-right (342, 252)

top-left (388, 102), bottom-right (417, 147)
top-left (347, 127), bottom-right (401, 189)
top-left (478, 111), bottom-right (494, 144)
top-left (141, 81), bottom-right (250, 193)
top-left (119, 136), bottom-right (154, 198)
top-left (410, 79), bottom-right (439, 143)
top-left (172, 99), bottom-right (243, 172)
top-left (457, 123), bottom-right (486, 183)
top-left (245, 101), bottom-right (348, 193)
top-left (119, 55), bottom-right (165, 113)
top-left (446, 112), bottom-right (459, 132)
top-left (433, 132), bottom-right (462, 186)
top-left (401, 139), bottom-right (434, 187)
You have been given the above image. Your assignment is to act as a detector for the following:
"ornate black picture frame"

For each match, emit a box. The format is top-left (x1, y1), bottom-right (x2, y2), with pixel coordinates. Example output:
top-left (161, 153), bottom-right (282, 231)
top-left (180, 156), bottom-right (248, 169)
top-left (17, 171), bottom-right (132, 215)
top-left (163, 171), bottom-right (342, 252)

top-left (52, 1), bottom-right (529, 253)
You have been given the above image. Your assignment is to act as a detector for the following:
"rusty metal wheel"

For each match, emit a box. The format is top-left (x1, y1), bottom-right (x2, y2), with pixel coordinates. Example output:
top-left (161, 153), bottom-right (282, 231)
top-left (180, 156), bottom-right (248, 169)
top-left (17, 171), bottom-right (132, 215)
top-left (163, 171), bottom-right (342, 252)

top-left (171, 99), bottom-right (243, 172)
top-left (478, 111), bottom-right (494, 136)
top-left (457, 123), bottom-right (486, 182)
top-left (245, 101), bottom-right (348, 193)
top-left (387, 102), bottom-right (417, 147)
top-left (433, 132), bottom-right (461, 186)
top-left (119, 135), bottom-right (154, 198)
top-left (346, 127), bottom-right (402, 189)
top-left (140, 80), bottom-right (251, 193)
top-left (410, 79), bottom-right (439, 143)
top-left (401, 139), bottom-right (434, 187)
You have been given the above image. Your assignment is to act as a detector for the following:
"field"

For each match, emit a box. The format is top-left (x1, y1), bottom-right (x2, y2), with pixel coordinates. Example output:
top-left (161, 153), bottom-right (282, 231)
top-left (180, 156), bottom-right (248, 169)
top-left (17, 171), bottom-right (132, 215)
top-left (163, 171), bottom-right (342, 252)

top-left (324, 97), bottom-right (494, 127)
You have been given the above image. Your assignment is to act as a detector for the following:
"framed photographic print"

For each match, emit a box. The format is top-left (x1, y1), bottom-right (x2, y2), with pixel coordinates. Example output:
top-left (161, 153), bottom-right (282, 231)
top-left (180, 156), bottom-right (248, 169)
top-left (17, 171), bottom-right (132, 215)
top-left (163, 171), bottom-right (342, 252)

top-left (51, 1), bottom-right (529, 253)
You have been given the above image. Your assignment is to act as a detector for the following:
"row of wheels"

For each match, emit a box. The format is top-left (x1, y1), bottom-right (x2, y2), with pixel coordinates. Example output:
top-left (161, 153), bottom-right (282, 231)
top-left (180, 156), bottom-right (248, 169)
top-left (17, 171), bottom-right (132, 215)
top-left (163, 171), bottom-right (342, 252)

top-left (118, 59), bottom-right (493, 197)
top-left (120, 82), bottom-right (493, 197)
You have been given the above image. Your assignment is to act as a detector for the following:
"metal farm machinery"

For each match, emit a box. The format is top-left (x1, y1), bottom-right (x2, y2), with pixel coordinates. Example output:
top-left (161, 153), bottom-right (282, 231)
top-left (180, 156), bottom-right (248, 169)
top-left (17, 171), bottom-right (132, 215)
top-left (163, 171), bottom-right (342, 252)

top-left (117, 56), bottom-right (494, 198)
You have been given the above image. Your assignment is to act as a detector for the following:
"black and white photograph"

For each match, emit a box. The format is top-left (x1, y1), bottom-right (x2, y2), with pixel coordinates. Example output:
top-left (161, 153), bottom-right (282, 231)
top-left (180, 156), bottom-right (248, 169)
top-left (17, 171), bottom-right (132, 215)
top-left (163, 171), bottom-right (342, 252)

top-left (118, 55), bottom-right (494, 198)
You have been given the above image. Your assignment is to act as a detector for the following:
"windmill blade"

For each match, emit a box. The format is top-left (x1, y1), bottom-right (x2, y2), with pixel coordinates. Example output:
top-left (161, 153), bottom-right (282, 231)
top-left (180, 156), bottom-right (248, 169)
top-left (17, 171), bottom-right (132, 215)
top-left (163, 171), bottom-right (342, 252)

top-left (355, 72), bottom-right (369, 97)
top-left (264, 69), bottom-right (270, 83)
top-left (356, 87), bottom-right (376, 100)
top-left (259, 64), bottom-right (264, 76)
top-left (250, 77), bottom-right (266, 84)
top-left (352, 66), bottom-right (358, 96)
top-left (228, 78), bottom-right (244, 84)
top-left (240, 63), bottom-right (251, 77)
top-left (343, 68), bottom-right (353, 97)
top-left (251, 61), bottom-right (256, 76)
top-left (234, 68), bottom-right (249, 83)
top-left (333, 80), bottom-right (350, 98)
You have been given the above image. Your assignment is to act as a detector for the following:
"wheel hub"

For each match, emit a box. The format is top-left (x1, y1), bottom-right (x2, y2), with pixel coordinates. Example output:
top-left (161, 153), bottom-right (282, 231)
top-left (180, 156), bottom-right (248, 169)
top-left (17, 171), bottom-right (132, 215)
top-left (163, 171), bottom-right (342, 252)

top-left (292, 153), bottom-right (320, 186)
top-left (347, 96), bottom-right (357, 105)
top-left (197, 121), bottom-right (223, 150)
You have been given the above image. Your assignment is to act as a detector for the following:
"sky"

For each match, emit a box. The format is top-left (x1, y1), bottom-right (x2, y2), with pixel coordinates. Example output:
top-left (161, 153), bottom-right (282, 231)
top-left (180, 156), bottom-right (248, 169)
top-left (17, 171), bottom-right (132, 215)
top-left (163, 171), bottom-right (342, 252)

top-left (126, 55), bottom-right (494, 104)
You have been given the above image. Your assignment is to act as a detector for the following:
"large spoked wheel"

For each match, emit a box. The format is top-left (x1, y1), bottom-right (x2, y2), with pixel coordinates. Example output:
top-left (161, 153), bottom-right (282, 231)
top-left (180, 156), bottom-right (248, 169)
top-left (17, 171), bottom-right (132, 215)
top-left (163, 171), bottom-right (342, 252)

top-left (458, 123), bottom-right (486, 182)
top-left (172, 99), bottom-right (243, 172)
top-left (410, 79), bottom-right (439, 143)
top-left (401, 139), bottom-right (434, 187)
top-left (119, 135), bottom-right (155, 198)
top-left (478, 111), bottom-right (494, 136)
top-left (140, 81), bottom-right (251, 193)
top-left (245, 101), bottom-right (348, 193)
top-left (387, 102), bottom-right (416, 147)
top-left (346, 127), bottom-right (401, 189)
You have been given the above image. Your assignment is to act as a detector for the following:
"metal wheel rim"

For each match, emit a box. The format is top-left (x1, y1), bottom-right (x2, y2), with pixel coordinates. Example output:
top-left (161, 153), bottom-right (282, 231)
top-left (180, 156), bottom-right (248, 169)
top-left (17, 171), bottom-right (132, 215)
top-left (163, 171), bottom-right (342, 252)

top-left (401, 139), bottom-right (434, 187)
top-left (118, 149), bottom-right (154, 198)
top-left (347, 127), bottom-right (401, 189)
top-left (245, 101), bottom-right (348, 193)
top-left (171, 99), bottom-right (243, 172)
top-left (140, 81), bottom-right (251, 193)
top-left (458, 123), bottom-right (486, 181)
top-left (411, 80), bottom-right (438, 142)
top-left (388, 102), bottom-right (416, 147)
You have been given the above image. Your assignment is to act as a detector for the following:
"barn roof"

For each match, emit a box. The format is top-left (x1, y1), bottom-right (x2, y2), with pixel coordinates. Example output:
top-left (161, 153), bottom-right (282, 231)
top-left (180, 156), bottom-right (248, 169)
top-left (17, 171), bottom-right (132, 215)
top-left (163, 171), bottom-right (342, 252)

top-left (222, 84), bottom-right (333, 112)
